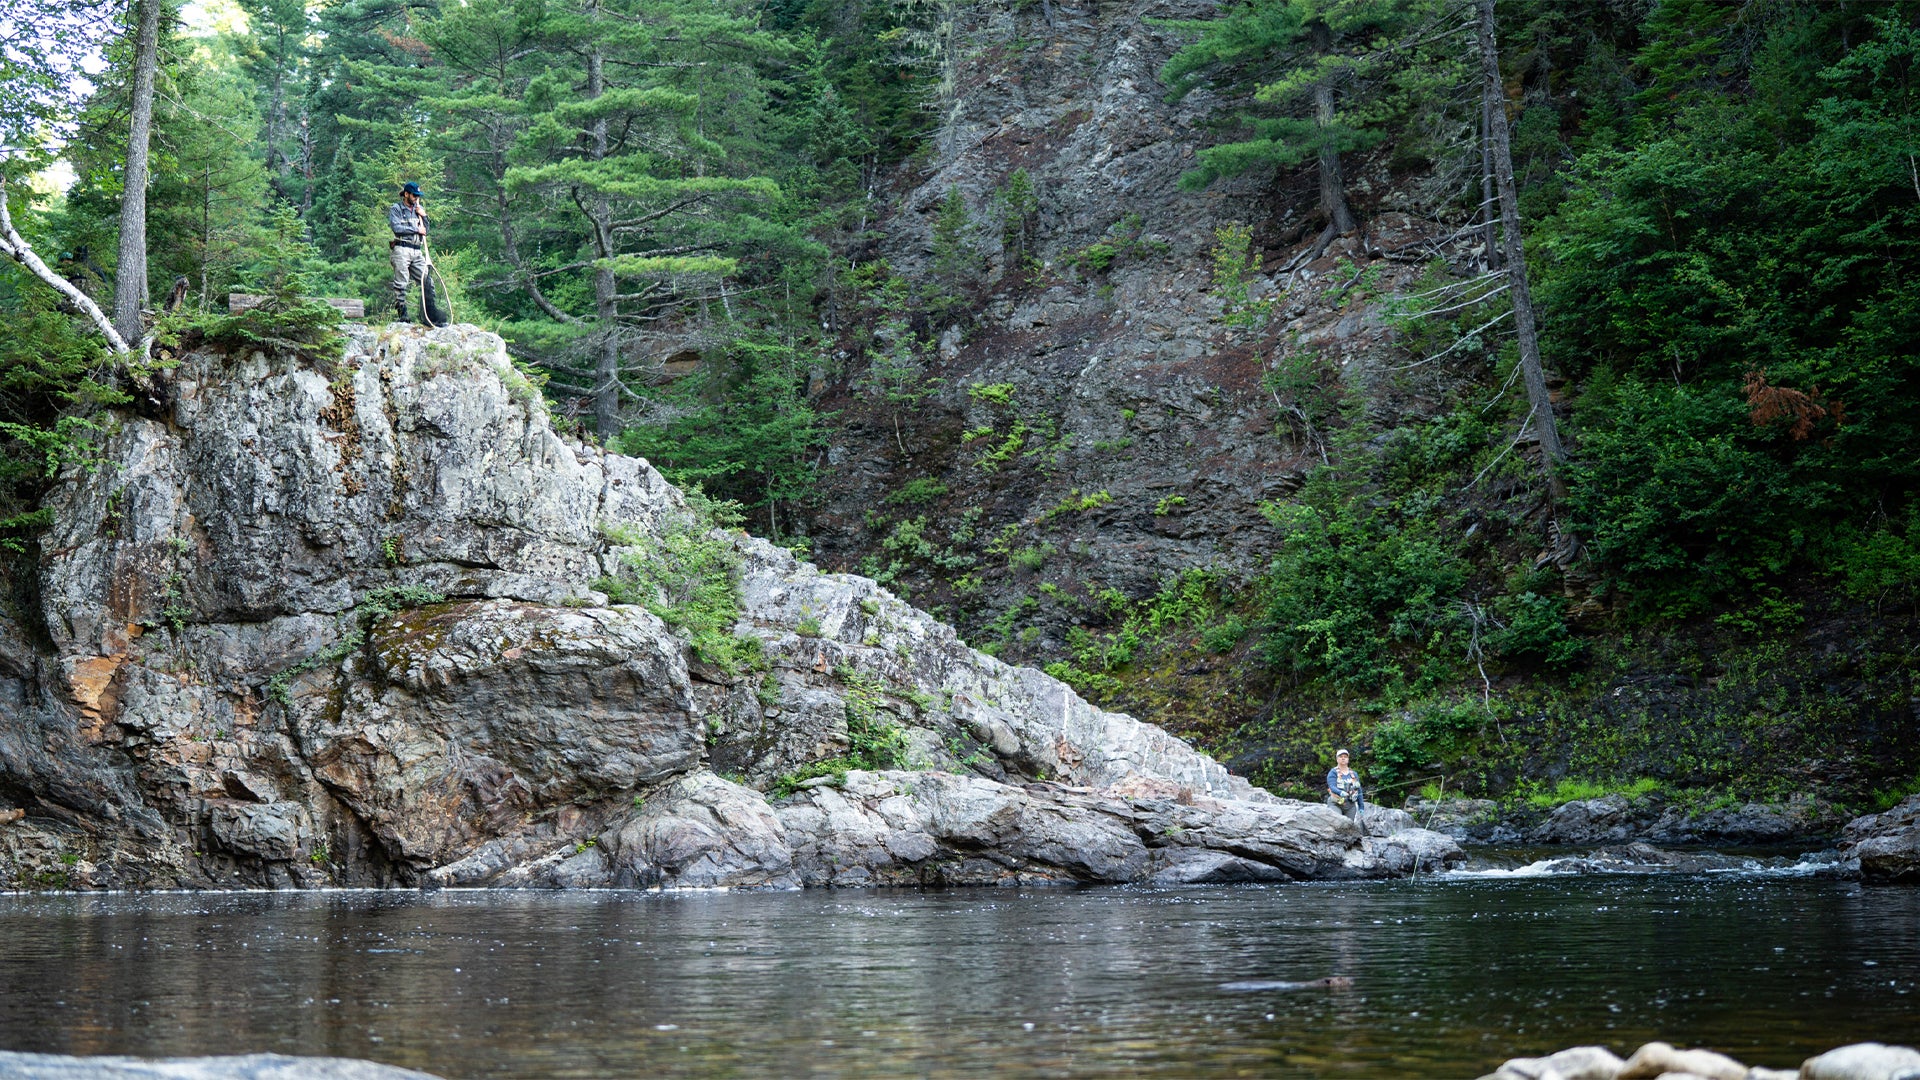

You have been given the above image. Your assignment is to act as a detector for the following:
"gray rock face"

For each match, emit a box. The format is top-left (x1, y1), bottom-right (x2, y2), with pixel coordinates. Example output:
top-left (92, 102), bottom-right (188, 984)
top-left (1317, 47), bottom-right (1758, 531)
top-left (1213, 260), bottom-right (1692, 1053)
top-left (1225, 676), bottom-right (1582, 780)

top-left (807, 0), bottom-right (1467, 671)
top-left (1533, 795), bottom-right (1643, 846)
top-left (601, 771), bottom-right (798, 889)
top-left (0, 324), bottom-right (1453, 889)
top-left (0, 1053), bottom-right (443, 1080)
top-left (1528, 795), bottom-right (1851, 848)
top-left (573, 768), bottom-right (1459, 888)
top-left (1840, 795), bottom-right (1920, 883)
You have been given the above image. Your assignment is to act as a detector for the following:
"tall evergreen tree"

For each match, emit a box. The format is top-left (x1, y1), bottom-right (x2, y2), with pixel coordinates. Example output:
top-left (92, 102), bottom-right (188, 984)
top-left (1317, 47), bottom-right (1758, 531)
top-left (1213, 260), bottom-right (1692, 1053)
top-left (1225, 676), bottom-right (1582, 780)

top-left (498, 0), bottom-right (794, 437)
top-left (1161, 0), bottom-right (1436, 253)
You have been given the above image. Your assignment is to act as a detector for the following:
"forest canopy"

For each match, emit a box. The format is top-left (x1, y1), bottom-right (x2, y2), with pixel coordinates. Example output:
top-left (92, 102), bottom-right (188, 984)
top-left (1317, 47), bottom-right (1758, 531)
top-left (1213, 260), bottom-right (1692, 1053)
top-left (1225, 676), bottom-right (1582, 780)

top-left (1, 0), bottom-right (1915, 743)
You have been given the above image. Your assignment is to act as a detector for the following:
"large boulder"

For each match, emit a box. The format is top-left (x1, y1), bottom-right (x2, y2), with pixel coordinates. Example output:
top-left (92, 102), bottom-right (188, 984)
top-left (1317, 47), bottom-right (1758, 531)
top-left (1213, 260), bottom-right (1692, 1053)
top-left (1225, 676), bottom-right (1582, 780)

top-left (1840, 795), bottom-right (1920, 883)
top-left (1801, 1042), bottom-right (1920, 1080)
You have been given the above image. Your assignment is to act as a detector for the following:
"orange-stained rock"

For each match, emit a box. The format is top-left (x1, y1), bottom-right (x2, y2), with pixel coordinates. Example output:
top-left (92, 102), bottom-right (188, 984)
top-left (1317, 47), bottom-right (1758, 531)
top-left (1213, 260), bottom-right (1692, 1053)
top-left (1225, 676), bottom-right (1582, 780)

top-left (65, 655), bottom-right (125, 741)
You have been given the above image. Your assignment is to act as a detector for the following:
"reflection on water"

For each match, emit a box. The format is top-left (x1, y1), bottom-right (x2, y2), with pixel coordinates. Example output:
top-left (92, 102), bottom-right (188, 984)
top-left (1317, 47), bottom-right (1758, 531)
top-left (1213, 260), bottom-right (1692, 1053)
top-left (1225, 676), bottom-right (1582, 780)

top-left (0, 876), bottom-right (1914, 1078)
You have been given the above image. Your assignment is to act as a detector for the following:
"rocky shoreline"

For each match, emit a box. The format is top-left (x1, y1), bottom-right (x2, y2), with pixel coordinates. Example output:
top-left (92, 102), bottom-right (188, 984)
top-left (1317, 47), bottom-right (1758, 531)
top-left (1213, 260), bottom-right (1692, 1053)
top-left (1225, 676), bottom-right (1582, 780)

top-left (1480, 1041), bottom-right (1920, 1080)
top-left (2, 324), bottom-right (1915, 893)
top-left (4, 1040), bottom-right (1917, 1080)
top-left (1407, 792), bottom-right (1920, 883)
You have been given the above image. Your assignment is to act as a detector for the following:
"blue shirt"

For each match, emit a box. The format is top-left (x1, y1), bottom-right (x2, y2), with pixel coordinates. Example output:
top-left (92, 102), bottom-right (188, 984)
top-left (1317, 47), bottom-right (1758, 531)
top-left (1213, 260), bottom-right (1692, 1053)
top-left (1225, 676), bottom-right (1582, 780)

top-left (1326, 766), bottom-right (1364, 809)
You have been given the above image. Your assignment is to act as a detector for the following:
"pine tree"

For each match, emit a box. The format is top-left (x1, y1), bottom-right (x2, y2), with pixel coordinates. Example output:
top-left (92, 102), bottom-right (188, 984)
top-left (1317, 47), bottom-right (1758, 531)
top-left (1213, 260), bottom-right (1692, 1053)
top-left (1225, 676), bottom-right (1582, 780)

top-left (1161, 0), bottom-right (1443, 254)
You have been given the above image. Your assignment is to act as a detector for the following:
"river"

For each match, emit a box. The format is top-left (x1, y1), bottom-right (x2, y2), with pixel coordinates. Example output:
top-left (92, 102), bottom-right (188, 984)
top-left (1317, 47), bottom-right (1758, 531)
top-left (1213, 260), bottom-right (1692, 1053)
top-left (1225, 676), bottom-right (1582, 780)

top-left (1, 867), bottom-right (1914, 1078)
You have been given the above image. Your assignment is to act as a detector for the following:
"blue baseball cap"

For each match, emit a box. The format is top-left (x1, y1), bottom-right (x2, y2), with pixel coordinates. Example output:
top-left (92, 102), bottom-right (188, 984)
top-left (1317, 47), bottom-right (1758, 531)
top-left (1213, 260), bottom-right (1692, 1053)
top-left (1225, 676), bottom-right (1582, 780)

top-left (401, 181), bottom-right (422, 195)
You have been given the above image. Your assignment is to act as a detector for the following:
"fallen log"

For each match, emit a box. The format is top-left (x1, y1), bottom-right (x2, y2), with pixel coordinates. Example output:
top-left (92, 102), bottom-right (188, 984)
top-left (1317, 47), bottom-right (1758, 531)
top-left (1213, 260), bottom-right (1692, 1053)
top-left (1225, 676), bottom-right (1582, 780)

top-left (227, 294), bottom-right (366, 319)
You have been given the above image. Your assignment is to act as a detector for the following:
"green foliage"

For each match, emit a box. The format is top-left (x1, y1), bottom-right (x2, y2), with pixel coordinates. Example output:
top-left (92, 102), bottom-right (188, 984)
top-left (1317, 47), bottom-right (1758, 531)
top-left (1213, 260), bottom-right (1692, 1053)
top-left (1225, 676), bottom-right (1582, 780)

top-left (1487, 592), bottom-right (1582, 667)
top-left (0, 264), bottom-right (121, 555)
top-left (886, 478), bottom-right (948, 506)
top-left (1043, 489), bottom-right (1111, 521)
top-left (615, 334), bottom-right (828, 540)
top-left (1159, 0), bottom-right (1446, 196)
top-left (1210, 221), bottom-right (1270, 327)
top-left (1563, 379), bottom-right (1837, 619)
top-left (1537, 9), bottom-right (1920, 616)
top-left (993, 167), bottom-right (1039, 266)
top-left (772, 663), bottom-right (914, 795)
top-left (1366, 700), bottom-right (1489, 792)
top-left (966, 381), bottom-right (1016, 406)
top-left (1258, 471), bottom-right (1469, 693)
top-left (836, 664), bottom-right (913, 768)
top-left (929, 185), bottom-right (980, 312)
top-left (1521, 777), bottom-right (1663, 811)
top-left (1007, 543), bottom-right (1051, 572)
top-left (1067, 213), bottom-right (1160, 276)
top-left (593, 490), bottom-right (763, 676)
top-left (1058, 569), bottom-right (1236, 678)
top-left (184, 205), bottom-right (345, 364)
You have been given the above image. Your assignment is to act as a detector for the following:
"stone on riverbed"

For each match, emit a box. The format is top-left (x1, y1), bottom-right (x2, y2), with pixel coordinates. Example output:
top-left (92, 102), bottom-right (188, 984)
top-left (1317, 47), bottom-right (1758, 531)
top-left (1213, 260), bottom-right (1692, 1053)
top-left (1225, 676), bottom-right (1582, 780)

top-left (1616, 1041), bottom-right (1748, 1080)
top-left (1801, 1043), bottom-right (1920, 1080)
top-left (0, 1052), bottom-right (444, 1079)
top-left (1476, 1045), bottom-right (1624, 1080)
top-left (1478, 1042), bottom-right (1920, 1080)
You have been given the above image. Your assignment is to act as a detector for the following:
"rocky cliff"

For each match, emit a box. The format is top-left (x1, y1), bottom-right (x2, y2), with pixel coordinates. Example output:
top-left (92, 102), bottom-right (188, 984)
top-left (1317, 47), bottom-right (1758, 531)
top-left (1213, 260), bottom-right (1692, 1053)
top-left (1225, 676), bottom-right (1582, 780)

top-left (0, 322), bottom-right (1460, 889)
top-left (804, 0), bottom-right (1477, 746)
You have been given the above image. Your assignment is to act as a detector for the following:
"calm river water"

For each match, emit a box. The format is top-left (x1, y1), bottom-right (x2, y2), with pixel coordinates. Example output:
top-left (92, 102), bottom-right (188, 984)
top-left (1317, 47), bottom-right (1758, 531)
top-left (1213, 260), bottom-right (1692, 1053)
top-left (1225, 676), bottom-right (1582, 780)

top-left (1, 869), bottom-right (1914, 1078)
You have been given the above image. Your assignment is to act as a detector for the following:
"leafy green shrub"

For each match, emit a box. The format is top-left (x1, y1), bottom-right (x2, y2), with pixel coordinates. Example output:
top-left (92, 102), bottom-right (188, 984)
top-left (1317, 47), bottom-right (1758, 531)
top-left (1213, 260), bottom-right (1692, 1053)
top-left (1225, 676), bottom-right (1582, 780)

top-left (1522, 777), bottom-right (1663, 810)
top-left (1488, 592), bottom-right (1583, 667)
top-left (1007, 543), bottom-right (1051, 572)
top-left (1200, 615), bottom-right (1247, 654)
top-left (1366, 700), bottom-right (1488, 792)
top-left (1565, 379), bottom-right (1836, 619)
top-left (1210, 221), bottom-right (1271, 327)
top-left (886, 478), bottom-right (948, 506)
top-left (966, 382), bottom-right (1016, 406)
top-left (1258, 476), bottom-right (1469, 693)
top-left (592, 490), bottom-right (762, 675)
top-left (615, 333), bottom-right (827, 540)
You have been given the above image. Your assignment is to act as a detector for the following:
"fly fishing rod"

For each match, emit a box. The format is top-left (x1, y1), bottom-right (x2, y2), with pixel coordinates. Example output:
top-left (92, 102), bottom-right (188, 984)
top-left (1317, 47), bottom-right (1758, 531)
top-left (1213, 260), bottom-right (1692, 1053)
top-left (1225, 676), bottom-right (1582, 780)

top-left (418, 235), bottom-right (453, 328)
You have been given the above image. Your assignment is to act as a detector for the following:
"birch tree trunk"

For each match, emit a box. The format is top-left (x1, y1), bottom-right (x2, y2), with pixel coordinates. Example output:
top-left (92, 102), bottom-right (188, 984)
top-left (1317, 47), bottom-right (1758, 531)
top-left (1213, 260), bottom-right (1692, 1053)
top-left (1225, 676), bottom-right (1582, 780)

top-left (1476, 0), bottom-right (1566, 496)
top-left (112, 0), bottom-right (162, 344)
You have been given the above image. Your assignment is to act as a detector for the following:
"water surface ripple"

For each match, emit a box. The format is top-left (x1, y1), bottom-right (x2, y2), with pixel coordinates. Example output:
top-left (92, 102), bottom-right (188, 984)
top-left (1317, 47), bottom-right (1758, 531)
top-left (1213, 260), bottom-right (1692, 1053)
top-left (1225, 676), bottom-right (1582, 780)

top-left (1, 875), bottom-right (1914, 1078)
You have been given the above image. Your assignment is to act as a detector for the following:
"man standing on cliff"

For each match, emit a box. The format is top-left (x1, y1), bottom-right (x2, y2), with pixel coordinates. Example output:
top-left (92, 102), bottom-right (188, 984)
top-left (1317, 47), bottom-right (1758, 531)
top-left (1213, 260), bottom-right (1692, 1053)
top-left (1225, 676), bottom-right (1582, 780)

top-left (388, 181), bottom-right (430, 321)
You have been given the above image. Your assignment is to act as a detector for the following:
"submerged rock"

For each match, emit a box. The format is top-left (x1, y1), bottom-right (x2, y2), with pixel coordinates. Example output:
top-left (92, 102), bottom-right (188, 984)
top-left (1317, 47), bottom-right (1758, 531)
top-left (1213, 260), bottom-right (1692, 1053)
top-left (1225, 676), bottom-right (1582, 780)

top-left (0, 325), bottom-right (1456, 889)
top-left (0, 1052), bottom-right (443, 1080)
